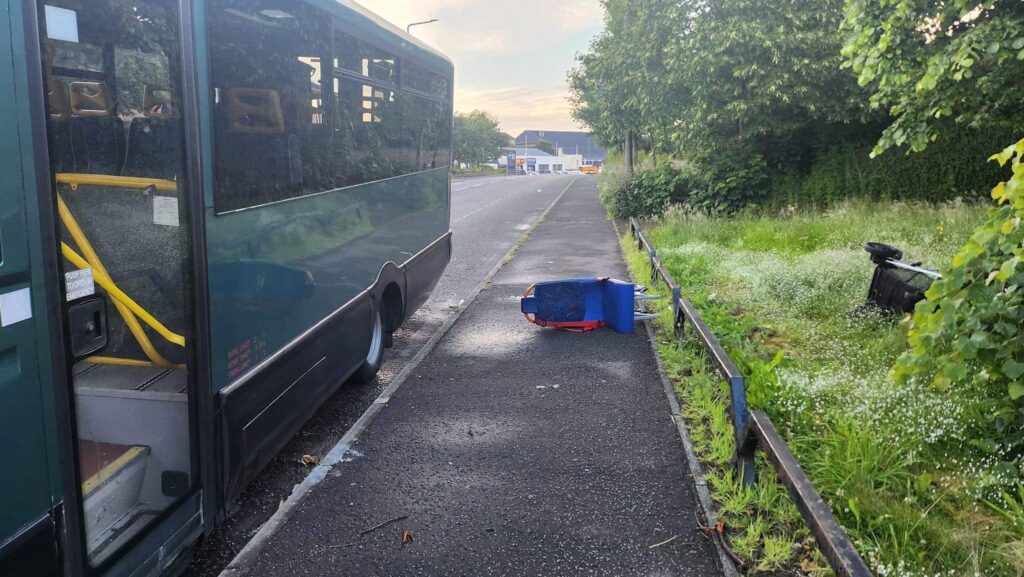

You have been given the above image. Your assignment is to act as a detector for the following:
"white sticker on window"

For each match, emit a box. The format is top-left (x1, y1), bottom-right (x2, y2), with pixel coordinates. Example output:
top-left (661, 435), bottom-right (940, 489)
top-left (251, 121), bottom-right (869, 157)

top-left (45, 5), bottom-right (79, 43)
top-left (65, 268), bottom-right (95, 302)
top-left (0, 288), bottom-right (32, 328)
top-left (153, 196), bottom-right (180, 227)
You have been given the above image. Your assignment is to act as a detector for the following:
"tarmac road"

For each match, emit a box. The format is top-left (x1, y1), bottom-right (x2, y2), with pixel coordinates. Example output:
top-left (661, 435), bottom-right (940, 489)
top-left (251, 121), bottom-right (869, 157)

top-left (183, 174), bottom-right (582, 577)
top-left (231, 176), bottom-right (721, 576)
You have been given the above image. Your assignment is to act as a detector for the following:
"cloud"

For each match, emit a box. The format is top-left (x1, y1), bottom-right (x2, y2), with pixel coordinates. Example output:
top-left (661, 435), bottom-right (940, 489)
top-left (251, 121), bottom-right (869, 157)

top-left (359, 0), bottom-right (603, 132)
top-left (457, 85), bottom-right (584, 136)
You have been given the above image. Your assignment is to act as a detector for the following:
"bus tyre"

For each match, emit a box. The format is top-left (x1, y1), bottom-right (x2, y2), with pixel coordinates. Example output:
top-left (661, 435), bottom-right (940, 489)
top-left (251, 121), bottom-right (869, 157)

top-left (352, 308), bottom-right (385, 384)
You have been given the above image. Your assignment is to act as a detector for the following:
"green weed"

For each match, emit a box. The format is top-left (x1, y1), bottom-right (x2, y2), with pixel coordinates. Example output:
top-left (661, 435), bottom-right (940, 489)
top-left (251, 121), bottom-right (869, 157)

top-left (621, 200), bottom-right (1018, 576)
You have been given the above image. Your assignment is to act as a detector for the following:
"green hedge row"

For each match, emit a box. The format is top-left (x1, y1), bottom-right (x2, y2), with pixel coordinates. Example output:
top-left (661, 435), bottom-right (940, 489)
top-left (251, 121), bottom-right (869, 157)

top-left (771, 127), bottom-right (1018, 209)
top-left (602, 127), bottom-right (1018, 219)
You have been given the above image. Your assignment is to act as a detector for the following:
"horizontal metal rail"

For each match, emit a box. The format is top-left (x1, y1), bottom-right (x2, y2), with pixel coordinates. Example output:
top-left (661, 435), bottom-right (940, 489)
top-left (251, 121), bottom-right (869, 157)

top-left (628, 217), bottom-right (872, 577)
top-left (739, 412), bottom-right (872, 576)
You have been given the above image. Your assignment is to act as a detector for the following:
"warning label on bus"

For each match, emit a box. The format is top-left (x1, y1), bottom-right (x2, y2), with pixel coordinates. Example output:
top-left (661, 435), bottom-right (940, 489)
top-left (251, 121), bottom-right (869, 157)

top-left (65, 268), bottom-right (95, 301)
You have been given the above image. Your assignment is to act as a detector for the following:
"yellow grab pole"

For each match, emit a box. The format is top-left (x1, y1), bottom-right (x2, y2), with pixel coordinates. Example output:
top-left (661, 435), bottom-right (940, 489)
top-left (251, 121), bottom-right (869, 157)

top-left (56, 173), bottom-right (178, 192)
top-left (57, 195), bottom-right (178, 365)
top-left (62, 243), bottom-right (186, 347)
top-left (86, 356), bottom-right (186, 370)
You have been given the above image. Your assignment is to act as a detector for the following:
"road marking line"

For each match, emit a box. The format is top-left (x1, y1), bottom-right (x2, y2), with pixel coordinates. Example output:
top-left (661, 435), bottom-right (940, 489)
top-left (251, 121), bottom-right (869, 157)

top-left (218, 177), bottom-right (578, 577)
top-left (451, 176), bottom-right (571, 223)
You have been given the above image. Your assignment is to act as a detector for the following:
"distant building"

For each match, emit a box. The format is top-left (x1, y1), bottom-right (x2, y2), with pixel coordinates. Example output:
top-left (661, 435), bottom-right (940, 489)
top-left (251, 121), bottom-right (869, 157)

top-left (514, 130), bottom-right (607, 165)
top-left (513, 148), bottom-right (553, 158)
top-left (497, 147), bottom-right (583, 173)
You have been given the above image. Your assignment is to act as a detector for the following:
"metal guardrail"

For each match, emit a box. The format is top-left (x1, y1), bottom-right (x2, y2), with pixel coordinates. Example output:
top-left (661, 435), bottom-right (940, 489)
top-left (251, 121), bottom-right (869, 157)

top-left (628, 218), bottom-right (872, 577)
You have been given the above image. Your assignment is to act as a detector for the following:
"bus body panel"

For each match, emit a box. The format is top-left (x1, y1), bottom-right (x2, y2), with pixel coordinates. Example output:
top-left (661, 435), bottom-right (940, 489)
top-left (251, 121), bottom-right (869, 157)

top-left (217, 231), bottom-right (450, 505)
top-left (205, 170), bottom-right (451, 389)
top-left (1, 0), bottom-right (454, 571)
top-left (0, 0), bottom-right (62, 573)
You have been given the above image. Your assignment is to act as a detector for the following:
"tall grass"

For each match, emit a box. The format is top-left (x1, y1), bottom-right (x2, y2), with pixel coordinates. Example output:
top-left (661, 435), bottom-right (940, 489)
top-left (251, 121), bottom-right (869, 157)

top-left (627, 200), bottom-right (1021, 576)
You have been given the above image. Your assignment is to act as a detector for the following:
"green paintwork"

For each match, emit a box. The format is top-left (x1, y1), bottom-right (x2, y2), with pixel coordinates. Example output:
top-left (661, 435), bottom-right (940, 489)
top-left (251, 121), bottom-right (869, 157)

top-left (198, 0), bottom-right (453, 390)
top-left (0, 0), bottom-right (61, 540)
top-left (206, 169), bottom-right (450, 387)
top-left (0, 0), bottom-right (454, 553)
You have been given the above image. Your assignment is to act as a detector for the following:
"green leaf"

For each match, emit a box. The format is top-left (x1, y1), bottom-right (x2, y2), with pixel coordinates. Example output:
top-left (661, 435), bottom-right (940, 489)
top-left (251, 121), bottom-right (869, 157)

top-left (1009, 382), bottom-right (1024, 400)
top-left (1004, 362), bottom-right (1024, 382)
top-left (915, 472), bottom-right (933, 494)
top-left (847, 497), bottom-right (861, 523)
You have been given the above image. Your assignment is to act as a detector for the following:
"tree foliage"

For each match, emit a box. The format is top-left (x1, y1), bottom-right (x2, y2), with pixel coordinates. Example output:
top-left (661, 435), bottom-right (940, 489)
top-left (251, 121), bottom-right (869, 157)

top-left (453, 110), bottom-right (508, 167)
top-left (570, 0), bottom-right (873, 211)
top-left (896, 140), bottom-right (1024, 473)
top-left (568, 0), bottom-right (687, 154)
top-left (842, 0), bottom-right (1024, 156)
top-left (841, 1), bottom-right (1024, 478)
top-left (671, 0), bottom-right (868, 156)
top-left (534, 139), bottom-right (556, 155)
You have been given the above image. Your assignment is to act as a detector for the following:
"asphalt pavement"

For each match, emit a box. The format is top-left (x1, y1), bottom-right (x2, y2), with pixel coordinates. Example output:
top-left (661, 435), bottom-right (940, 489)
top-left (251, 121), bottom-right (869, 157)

top-left (233, 177), bottom-right (722, 576)
top-left (184, 174), bottom-right (580, 576)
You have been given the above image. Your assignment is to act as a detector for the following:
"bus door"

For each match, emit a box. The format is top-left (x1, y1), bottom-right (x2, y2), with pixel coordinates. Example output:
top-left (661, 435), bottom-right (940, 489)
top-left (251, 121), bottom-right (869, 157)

top-left (0, 11), bottom-right (58, 575)
top-left (36, 0), bottom-right (202, 572)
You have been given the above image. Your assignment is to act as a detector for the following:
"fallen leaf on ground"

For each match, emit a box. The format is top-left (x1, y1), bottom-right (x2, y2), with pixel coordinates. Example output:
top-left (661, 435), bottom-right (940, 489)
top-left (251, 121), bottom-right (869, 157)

top-left (300, 454), bottom-right (320, 466)
top-left (402, 530), bottom-right (414, 545)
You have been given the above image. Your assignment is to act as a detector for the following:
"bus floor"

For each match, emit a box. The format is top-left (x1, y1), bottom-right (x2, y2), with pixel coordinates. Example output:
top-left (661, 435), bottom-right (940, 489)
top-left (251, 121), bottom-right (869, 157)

top-left (72, 363), bottom-right (190, 565)
top-left (238, 178), bottom-right (724, 576)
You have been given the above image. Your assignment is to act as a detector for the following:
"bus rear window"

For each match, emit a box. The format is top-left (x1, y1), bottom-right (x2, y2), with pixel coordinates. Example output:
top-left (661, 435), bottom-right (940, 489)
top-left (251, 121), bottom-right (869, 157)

top-left (333, 31), bottom-right (397, 85)
top-left (403, 63), bottom-right (448, 99)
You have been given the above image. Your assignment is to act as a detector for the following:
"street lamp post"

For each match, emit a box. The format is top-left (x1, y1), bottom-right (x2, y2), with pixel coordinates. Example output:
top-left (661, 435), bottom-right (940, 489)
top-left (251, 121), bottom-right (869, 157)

top-left (407, 19), bottom-right (439, 33)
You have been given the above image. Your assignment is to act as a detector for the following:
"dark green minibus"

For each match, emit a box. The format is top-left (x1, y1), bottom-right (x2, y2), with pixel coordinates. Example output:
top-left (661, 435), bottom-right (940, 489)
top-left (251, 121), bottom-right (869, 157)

top-left (0, 0), bottom-right (453, 574)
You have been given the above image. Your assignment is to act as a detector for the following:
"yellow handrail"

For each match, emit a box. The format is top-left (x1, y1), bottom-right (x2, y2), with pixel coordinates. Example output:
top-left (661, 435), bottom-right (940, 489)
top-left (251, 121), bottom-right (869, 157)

top-left (62, 243), bottom-right (186, 347)
top-left (56, 173), bottom-right (178, 192)
top-left (57, 195), bottom-right (179, 366)
top-left (81, 446), bottom-right (147, 495)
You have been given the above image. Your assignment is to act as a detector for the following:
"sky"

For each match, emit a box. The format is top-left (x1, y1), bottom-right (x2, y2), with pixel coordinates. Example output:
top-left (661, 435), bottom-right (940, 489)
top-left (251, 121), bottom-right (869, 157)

top-left (360, 0), bottom-right (605, 137)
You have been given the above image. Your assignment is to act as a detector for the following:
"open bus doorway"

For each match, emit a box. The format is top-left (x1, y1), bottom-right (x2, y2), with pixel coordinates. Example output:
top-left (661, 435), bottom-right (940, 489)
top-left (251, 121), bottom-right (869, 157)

top-left (38, 0), bottom-right (199, 568)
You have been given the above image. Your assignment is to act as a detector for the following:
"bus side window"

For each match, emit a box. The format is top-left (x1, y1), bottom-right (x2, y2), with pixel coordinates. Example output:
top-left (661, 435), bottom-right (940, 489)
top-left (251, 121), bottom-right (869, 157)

top-left (48, 78), bottom-right (69, 121)
top-left (143, 85), bottom-right (175, 119)
top-left (69, 81), bottom-right (111, 117)
top-left (228, 88), bottom-right (285, 134)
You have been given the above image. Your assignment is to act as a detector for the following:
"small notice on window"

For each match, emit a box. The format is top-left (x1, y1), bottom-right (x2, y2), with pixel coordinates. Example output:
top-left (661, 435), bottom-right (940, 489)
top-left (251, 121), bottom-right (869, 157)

top-left (45, 5), bottom-right (79, 43)
top-left (65, 268), bottom-right (95, 302)
top-left (153, 196), bottom-right (180, 227)
top-left (0, 288), bottom-right (32, 328)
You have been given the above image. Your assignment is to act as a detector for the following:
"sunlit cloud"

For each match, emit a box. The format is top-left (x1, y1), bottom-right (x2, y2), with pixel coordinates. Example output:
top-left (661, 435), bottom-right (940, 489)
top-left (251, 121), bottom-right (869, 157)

top-left (457, 85), bottom-right (585, 135)
top-left (359, 0), bottom-right (603, 134)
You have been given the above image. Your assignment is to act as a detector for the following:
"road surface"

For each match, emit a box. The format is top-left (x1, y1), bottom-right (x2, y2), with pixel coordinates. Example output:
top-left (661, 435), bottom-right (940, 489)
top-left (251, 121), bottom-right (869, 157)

top-left (184, 174), bottom-right (582, 576)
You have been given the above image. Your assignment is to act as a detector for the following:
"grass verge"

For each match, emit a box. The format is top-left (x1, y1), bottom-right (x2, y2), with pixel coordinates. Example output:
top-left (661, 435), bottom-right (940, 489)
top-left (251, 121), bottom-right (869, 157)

top-left (622, 200), bottom-right (1020, 576)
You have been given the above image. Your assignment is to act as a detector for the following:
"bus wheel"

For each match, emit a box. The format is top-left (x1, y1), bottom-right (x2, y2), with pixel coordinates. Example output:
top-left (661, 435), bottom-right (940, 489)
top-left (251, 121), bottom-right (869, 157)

top-left (352, 308), bottom-right (385, 383)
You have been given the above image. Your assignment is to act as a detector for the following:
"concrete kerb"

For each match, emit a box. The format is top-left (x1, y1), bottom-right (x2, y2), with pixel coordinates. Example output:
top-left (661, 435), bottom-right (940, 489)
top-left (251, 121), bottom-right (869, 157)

top-left (218, 177), bottom-right (579, 577)
top-left (613, 220), bottom-right (742, 577)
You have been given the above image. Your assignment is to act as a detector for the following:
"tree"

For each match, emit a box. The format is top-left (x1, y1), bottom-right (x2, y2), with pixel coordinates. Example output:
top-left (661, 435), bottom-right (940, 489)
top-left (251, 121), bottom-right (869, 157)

top-left (843, 0), bottom-right (1024, 155)
top-left (568, 0), bottom-right (689, 172)
top-left (570, 0), bottom-right (873, 209)
top-left (453, 110), bottom-right (508, 167)
top-left (672, 0), bottom-right (870, 163)
top-left (844, 1), bottom-right (1024, 472)
top-left (534, 139), bottom-right (556, 155)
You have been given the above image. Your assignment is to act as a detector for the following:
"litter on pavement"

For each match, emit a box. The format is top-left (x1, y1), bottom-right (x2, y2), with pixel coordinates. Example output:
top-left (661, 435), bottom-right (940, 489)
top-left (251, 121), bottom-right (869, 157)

top-left (520, 277), bottom-right (659, 333)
